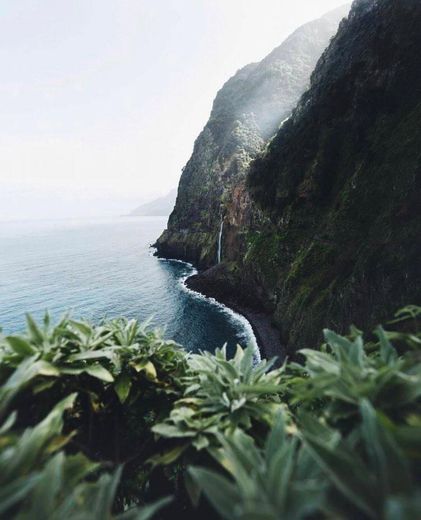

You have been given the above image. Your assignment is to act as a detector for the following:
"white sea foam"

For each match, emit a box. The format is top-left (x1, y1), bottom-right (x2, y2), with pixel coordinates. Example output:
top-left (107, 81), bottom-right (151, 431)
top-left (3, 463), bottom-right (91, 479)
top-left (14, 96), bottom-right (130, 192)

top-left (159, 257), bottom-right (261, 362)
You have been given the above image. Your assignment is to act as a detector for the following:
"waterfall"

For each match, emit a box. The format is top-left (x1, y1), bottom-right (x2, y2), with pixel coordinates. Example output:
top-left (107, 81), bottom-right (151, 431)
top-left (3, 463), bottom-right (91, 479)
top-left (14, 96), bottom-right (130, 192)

top-left (217, 220), bottom-right (224, 264)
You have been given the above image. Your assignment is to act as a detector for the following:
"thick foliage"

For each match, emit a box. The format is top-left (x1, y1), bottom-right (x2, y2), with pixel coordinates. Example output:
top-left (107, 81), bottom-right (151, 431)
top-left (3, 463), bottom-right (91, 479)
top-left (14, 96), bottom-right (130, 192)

top-left (0, 394), bottom-right (170, 519)
top-left (152, 345), bottom-right (284, 452)
top-left (1, 307), bottom-right (420, 519)
top-left (0, 315), bottom-right (186, 411)
top-left (187, 307), bottom-right (421, 519)
top-left (190, 414), bottom-right (325, 520)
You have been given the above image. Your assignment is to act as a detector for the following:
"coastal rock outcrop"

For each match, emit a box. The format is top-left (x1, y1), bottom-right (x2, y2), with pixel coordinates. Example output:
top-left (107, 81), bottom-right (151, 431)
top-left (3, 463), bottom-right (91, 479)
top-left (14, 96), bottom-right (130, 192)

top-left (157, 0), bottom-right (421, 357)
top-left (244, 0), bottom-right (421, 351)
top-left (155, 6), bottom-right (349, 269)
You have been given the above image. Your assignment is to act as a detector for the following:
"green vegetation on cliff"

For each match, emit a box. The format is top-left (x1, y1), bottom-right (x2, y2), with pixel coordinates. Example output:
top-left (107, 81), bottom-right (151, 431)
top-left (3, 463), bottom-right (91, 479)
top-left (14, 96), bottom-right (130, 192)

top-left (156, 6), bottom-right (349, 267)
top-left (245, 0), bottom-right (421, 351)
top-left (1, 307), bottom-right (420, 519)
top-left (156, 0), bottom-right (420, 360)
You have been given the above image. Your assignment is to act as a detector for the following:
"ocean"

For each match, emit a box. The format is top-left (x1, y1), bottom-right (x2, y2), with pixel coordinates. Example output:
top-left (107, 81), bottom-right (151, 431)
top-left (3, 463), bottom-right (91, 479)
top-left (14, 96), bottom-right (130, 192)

top-left (0, 216), bottom-right (257, 356)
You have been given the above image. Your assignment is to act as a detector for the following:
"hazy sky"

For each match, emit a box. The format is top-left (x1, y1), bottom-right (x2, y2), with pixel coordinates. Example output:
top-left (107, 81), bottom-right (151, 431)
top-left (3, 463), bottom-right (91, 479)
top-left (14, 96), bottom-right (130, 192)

top-left (0, 0), bottom-right (348, 221)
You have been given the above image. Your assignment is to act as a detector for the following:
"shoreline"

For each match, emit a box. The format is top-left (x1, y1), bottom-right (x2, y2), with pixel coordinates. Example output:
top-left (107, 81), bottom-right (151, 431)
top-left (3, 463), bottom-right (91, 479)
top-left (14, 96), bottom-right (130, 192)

top-left (210, 295), bottom-right (285, 363)
top-left (185, 271), bottom-right (285, 363)
top-left (154, 250), bottom-right (285, 362)
top-left (157, 255), bottom-right (260, 359)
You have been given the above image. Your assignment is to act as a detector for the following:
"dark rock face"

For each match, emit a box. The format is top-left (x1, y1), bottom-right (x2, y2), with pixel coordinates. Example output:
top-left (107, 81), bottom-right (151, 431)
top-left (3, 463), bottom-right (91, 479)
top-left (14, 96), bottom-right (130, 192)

top-left (245, 0), bottom-right (421, 351)
top-left (156, 0), bottom-right (421, 358)
top-left (185, 264), bottom-right (285, 361)
top-left (155, 6), bottom-right (349, 268)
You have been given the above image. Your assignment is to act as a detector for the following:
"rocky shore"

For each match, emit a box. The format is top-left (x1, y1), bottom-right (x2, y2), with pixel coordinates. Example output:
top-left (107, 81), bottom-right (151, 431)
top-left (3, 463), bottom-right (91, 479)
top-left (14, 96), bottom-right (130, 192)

top-left (185, 264), bottom-right (284, 362)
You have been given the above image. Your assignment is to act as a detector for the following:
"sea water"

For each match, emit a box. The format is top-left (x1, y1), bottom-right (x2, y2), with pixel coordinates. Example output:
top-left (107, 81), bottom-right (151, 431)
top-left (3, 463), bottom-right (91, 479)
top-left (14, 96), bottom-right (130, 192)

top-left (0, 216), bottom-right (257, 355)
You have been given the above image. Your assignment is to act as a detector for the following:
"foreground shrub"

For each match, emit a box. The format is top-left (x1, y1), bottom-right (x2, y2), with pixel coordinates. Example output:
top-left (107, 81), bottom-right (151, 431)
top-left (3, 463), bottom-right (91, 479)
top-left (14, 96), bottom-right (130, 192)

top-left (152, 345), bottom-right (284, 452)
top-left (0, 307), bottom-right (420, 519)
top-left (0, 394), bottom-right (170, 519)
top-left (189, 413), bottom-right (325, 520)
top-left (0, 316), bottom-right (187, 463)
top-left (286, 324), bottom-right (421, 428)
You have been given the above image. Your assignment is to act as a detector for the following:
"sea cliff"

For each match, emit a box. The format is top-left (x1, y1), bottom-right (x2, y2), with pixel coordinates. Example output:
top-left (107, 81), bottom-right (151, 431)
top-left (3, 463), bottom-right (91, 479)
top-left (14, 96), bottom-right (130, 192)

top-left (155, 6), bottom-right (349, 269)
top-left (157, 0), bottom-right (421, 356)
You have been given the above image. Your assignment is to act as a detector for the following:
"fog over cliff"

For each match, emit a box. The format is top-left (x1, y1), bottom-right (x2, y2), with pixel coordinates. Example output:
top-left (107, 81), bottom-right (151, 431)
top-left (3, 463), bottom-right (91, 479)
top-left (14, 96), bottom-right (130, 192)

top-left (0, 0), bottom-right (350, 221)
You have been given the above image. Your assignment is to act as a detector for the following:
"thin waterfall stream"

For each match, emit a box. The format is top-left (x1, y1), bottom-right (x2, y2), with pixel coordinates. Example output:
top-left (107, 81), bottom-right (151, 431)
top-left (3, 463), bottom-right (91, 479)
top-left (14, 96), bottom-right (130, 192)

top-left (217, 220), bottom-right (224, 264)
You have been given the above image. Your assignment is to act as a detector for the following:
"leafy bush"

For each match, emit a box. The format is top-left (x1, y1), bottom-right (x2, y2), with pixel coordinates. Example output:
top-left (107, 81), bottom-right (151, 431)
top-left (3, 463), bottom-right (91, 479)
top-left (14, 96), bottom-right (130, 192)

top-left (0, 316), bottom-right (187, 461)
top-left (189, 413), bottom-right (325, 520)
top-left (187, 308), bottom-right (421, 519)
top-left (0, 315), bottom-right (186, 406)
top-left (284, 325), bottom-right (421, 427)
top-left (0, 315), bottom-right (185, 517)
top-left (0, 307), bottom-right (420, 519)
top-left (303, 400), bottom-right (421, 519)
top-left (152, 345), bottom-right (284, 452)
top-left (0, 394), bottom-right (170, 519)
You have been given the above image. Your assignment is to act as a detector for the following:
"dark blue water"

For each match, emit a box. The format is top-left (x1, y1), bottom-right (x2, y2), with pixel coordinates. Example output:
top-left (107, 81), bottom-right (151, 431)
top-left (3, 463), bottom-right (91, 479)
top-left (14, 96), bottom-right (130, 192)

top-left (0, 217), bottom-right (257, 355)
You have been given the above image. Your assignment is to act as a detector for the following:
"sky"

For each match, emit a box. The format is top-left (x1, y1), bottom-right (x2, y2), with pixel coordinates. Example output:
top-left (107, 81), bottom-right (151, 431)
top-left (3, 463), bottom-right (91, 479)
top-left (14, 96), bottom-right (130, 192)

top-left (0, 0), bottom-right (349, 221)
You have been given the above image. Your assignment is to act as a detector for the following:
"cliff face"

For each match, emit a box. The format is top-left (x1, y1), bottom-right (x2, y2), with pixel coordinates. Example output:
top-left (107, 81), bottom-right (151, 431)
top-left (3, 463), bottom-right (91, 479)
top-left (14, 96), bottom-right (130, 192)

top-left (155, 6), bottom-right (349, 267)
top-left (243, 0), bottom-right (421, 351)
top-left (157, 0), bottom-right (421, 358)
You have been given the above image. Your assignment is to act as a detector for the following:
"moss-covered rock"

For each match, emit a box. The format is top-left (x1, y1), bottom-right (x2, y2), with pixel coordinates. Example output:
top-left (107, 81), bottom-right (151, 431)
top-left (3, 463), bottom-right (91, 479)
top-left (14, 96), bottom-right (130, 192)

top-left (156, 1), bottom-right (420, 358)
top-left (245, 0), bottom-right (421, 351)
top-left (155, 7), bottom-right (349, 269)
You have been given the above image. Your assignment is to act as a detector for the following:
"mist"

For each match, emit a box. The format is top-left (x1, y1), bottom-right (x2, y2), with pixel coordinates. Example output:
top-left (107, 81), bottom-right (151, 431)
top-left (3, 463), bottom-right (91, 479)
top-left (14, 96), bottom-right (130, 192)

top-left (0, 0), bottom-right (348, 221)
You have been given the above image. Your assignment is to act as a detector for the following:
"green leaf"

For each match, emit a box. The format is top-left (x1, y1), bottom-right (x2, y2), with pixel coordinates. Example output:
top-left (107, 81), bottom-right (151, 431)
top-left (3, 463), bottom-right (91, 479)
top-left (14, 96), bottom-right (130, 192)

top-left (84, 364), bottom-right (114, 383)
top-left (114, 373), bottom-right (132, 403)
top-left (188, 466), bottom-right (241, 520)
top-left (192, 435), bottom-right (210, 450)
top-left (67, 350), bottom-right (115, 362)
top-left (117, 497), bottom-right (173, 520)
top-left (27, 452), bottom-right (64, 518)
top-left (32, 379), bottom-right (56, 395)
top-left (0, 358), bottom-right (59, 418)
top-left (0, 412), bottom-right (17, 435)
top-left (184, 471), bottom-right (202, 508)
top-left (360, 400), bottom-right (412, 495)
top-left (304, 434), bottom-right (378, 519)
top-left (152, 423), bottom-right (196, 439)
top-left (148, 445), bottom-right (187, 467)
top-left (133, 360), bottom-right (157, 381)
top-left (299, 349), bottom-right (340, 375)
top-left (26, 314), bottom-right (45, 344)
top-left (68, 319), bottom-right (93, 336)
top-left (265, 413), bottom-right (286, 460)
top-left (36, 360), bottom-right (60, 377)
top-left (375, 326), bottom-right (398, 364)
top-left (0, 474), bottom-right (41, 516)
top-left (6, 336), bottom-right (36, 357)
